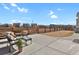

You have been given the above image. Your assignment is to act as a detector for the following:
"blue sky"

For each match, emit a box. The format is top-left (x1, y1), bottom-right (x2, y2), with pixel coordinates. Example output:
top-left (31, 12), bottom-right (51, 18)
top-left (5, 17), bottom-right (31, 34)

top-left (0, 3), bottom-right (78, 25)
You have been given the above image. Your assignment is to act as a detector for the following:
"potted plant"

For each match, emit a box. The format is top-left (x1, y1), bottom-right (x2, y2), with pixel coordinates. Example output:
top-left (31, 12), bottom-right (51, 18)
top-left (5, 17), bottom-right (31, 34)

top-left (16, 38), bottom-right (23, 52)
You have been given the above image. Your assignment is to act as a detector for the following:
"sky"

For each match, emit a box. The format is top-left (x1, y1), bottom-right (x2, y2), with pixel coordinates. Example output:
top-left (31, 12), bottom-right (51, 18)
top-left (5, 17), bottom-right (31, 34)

top-left (0, 3), bottom-right (79, 25)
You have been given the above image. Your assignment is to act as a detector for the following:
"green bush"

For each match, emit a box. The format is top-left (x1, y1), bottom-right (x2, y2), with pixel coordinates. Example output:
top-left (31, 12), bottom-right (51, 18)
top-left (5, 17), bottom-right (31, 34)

top-left (16, 38), bottom-right (23, 48)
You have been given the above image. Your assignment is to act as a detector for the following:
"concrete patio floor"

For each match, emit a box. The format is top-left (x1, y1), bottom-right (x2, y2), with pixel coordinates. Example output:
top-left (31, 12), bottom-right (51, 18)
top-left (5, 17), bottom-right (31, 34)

top-left (18, 33), bottom-right (79, 55)
top-left (1, 33), bottom-right (79, 55)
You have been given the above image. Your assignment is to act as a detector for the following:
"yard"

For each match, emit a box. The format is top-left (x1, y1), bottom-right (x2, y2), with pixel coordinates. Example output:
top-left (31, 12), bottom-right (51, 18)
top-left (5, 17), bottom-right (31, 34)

top-left (43, 30), bottom-right (74, 37)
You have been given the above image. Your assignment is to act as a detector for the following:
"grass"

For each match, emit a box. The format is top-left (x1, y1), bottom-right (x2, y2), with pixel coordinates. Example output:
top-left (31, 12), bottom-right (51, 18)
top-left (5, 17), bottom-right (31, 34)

top-left (43, 30), bottom-right (74, 37)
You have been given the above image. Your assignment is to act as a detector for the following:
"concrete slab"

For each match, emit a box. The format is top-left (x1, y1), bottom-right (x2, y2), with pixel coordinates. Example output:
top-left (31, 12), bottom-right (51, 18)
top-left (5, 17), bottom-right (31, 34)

top-left (67, 45), bottom-right (79, 54)
top-left (61, 33), bottom-right (79, 41)
top-left (19, 42), bottom-right (44, 55)
top-left (29, 34), bottom-right (57, 46)
top-left (32, 47), bottom-right (66, 55)
top-left (74, 51), bottom-right (79, 55)
top-left (48, 39), bottom-right (79, 54)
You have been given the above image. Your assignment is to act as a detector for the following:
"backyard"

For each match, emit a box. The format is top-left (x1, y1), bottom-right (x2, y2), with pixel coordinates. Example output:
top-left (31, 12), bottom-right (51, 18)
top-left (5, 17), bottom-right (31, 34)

top-left (44, 30), bottom-right (74, 37)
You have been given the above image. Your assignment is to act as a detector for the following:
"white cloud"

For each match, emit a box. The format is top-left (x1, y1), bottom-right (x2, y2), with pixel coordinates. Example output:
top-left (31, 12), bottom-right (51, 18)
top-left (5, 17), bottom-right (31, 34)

top-left (49, 10), bottom-right (58, 19)
top-left (50, 15), bottom-right (58, 19)
top-left (10, 19), bottom-right (28, 24)
top-left (10, 3), bottom-right (17, 7)
top-left (49, 10), bottom-right (54, 15)
top-left (4, 6), bottom-right (10, 10)
top-left (1, 3), bottom-right (29, 13)
top-left (1, 4), bottom-right (10, 10)
top-left (10, 3), bottom-right (28, 13)
top-left (17, 7), bottom-right (28, 13)
top-left (10, 19), bottom-right (22, 24)
top-left (57, 8), bottom-right (63, 11)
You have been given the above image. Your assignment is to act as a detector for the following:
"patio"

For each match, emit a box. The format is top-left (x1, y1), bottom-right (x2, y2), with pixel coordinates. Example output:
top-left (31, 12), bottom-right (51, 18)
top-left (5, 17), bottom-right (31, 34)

top-left (19, 33), bottom-right (79, 55)
top-left (0, 33), bottom-right (79, 55)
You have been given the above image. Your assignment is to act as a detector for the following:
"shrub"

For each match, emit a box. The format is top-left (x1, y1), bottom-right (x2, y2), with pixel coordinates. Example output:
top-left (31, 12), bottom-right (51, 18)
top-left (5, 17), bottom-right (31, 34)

top-left (16, 38), bottom-right (23, 48)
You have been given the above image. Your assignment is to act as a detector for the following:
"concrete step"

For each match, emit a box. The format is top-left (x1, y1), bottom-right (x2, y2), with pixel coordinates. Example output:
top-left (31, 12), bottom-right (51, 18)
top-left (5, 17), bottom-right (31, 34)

top-left (0, 39), bottom-right (7, 42)
top-left (0, 43), bottom-right (8, 48)
top-left (0, 39), bottom-right (8, 48)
